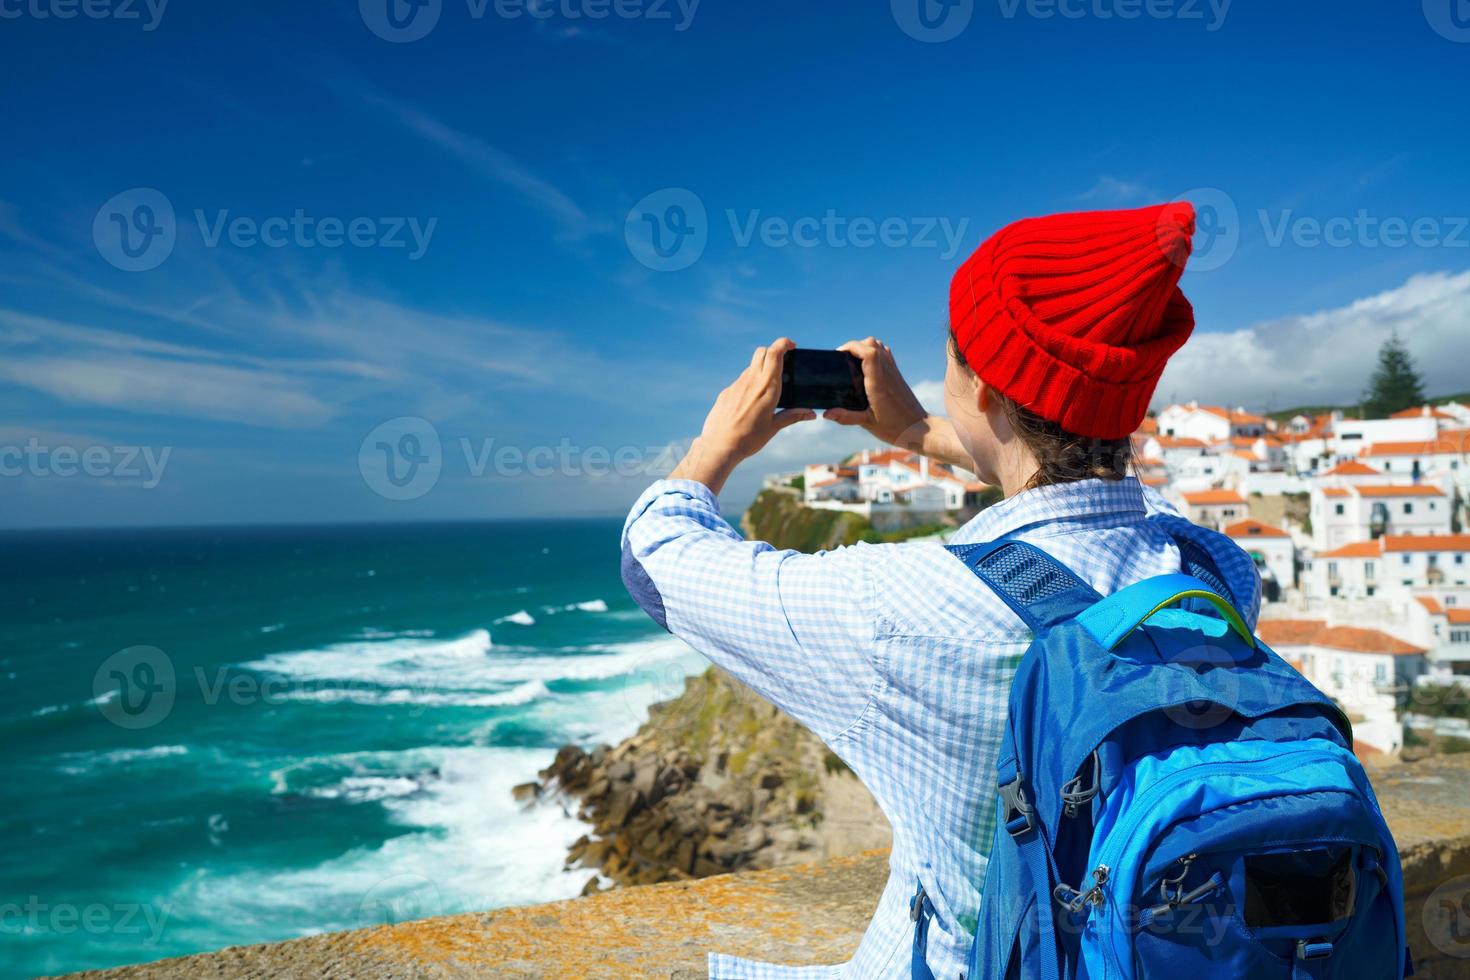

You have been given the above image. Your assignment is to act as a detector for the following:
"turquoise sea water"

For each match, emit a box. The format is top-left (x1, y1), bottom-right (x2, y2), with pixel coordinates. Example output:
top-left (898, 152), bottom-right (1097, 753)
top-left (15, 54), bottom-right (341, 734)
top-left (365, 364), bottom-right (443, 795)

top-left (0, 520), bottom-right (705, 978)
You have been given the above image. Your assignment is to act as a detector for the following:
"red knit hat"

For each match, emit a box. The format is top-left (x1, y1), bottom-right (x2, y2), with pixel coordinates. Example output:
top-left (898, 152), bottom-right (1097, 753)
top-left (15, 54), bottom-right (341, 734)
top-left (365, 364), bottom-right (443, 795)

top-left (949, 202), bottom-right (1196, 440)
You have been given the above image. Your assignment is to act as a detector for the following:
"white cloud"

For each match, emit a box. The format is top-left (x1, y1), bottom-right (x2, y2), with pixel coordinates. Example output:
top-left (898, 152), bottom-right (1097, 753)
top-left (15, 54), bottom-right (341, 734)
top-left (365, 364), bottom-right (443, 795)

top-left (1156, 269), bottom-right (1470, 412)
top-left (910, 378), bottom-right (948, 414)
top-left (365, 95), bottom-right (594, 239)
top-left (0, 355), bottom-right (332, 428)
top-left (1074, 175), bottom-right (1158, 205)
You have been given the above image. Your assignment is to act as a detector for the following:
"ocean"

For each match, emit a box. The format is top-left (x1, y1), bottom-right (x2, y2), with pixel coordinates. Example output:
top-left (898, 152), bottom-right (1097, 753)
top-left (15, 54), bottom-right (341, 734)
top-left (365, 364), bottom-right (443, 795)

top-left (0, 519), bottom-right (706, 978)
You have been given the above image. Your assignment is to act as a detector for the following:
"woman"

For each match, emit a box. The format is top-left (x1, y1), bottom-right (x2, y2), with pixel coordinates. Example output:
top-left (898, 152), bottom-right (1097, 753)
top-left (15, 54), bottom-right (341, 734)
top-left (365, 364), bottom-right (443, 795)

top-left (620, 202), bottom-right (1260, 979)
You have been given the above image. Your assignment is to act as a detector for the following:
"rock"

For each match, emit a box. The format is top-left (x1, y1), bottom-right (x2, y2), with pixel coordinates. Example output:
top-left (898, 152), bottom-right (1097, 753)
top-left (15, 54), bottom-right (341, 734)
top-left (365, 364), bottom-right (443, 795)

top-left (511, 781), bottom-right (541, 805)
top-left (532, 667), bottom-right (890, 891)
top-left (604, 787), bottom-right (645, 828)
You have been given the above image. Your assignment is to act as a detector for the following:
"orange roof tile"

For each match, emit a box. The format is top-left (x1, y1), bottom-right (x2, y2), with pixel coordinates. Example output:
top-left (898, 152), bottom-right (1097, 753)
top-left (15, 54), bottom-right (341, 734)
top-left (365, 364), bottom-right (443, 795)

top-left (1136, 417), bottom-right (1159, 435)
top-left (1320, 487), bottom-right (1350, 498)
top-left (1415, 596), bottom-right (1445, 615)
top-left (1155, 436), bottom-right (1207, 450)
top-left (1381, 534), bottom-right (1470, 553)
top-left (1224, 519), bottom-right (1289, 539)
top-left (1182, 489), bottom-right (1247, 506)
top-left (1257, 620), bottom-right (1326, 646)
top-left (1449, 609), bottom-right (1470, 625)
top-left (1313, 626), bottom-right (1425, 656)
top-left (1390, 405), bottom-right (1456, 420)
top-left (1258, 619), bottom-right (1423, 655)
top-left (1353, 484), bottom-right (1444, 497)
top-left (1322, 460), bottom-right (1379, 477)
top-left (1316, 540), bottom-right (1382, 559)
top-left (1361, 430), bottom-right (1470, 457)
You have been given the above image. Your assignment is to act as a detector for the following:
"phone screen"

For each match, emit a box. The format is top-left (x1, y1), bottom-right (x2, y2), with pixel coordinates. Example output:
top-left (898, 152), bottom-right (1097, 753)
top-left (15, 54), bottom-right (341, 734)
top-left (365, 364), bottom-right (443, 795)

top-left (777, 349), bottom-right (869, 411)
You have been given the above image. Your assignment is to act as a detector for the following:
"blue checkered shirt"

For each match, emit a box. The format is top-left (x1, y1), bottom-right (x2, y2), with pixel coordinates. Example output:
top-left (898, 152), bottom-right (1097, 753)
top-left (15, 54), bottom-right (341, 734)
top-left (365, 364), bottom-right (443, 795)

top-left (620, 476), bottom-right (1260, 980)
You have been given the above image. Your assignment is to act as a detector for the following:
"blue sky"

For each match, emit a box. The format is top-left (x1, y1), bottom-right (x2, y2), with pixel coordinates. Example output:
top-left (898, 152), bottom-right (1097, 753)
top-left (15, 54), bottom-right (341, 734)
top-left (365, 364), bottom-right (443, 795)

top-left (2, 0), bottom-right (1469, 527)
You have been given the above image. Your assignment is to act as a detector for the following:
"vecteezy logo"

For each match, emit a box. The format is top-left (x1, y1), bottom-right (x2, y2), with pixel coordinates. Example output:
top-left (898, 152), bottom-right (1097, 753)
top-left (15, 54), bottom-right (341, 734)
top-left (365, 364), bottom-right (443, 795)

top-left (360, 0), bottom-right (442, 42)
top-left (93, 188), bottom-right (176, 272)
top-left (359, 417), bottom-right (442, 501)
top-left (93, 646), bottom-right (176, 729)
top-left (624, 188), bottom-right (708, 272)
top-left (358, 874), bottom-right (443, 928)
top-left (1425, 0), bottom-right (1470, 41)
top-left (892, 0), bottom-right (974, 42)
top-left (1425, 875), bottom-right (1470, 958)
top-left (1168, 187), bottom-right (1239, 273)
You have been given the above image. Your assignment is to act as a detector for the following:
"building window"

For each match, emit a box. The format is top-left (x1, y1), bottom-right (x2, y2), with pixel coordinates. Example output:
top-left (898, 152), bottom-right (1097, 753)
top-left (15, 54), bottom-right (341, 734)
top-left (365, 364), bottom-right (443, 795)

top-left (1404, 503), bottom-right (1414, 515)
top-left (1375, 663), bottom-right (1387, 683)
top-left (1335, 504), bottom-right (1345, 516)
top-left (1403, 554), bottom-right (1412, 566)
top-left (1457, 554), bottom-right (1465, 565)
top-left (1365, 561), bottom-right (1375, 580)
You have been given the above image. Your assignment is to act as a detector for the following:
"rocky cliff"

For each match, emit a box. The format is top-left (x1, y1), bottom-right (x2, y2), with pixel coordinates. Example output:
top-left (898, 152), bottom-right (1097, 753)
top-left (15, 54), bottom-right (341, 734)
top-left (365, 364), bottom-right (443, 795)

top-left (523, 489), bottom-right (894, 893)
top-left (531, 668), bottom-right (889, 893)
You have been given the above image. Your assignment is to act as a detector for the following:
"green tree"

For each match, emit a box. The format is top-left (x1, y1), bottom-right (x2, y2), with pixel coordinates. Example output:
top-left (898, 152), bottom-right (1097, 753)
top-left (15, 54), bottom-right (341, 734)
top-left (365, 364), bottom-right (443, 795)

top-left (1361, 332), bottom-right (1426, 418)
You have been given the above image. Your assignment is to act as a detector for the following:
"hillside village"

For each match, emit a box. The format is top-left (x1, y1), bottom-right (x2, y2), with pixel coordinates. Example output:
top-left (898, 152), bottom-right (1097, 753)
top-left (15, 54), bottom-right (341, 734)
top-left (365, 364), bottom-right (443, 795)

top-left (764, 396), bottom-right (1470, 757)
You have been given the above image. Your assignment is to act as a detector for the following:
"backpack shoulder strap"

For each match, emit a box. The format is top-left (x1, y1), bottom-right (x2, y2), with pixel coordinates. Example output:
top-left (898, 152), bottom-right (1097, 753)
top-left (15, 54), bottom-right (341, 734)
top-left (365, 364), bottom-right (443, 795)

top-left (946, 538), bottom-right (1103, 633)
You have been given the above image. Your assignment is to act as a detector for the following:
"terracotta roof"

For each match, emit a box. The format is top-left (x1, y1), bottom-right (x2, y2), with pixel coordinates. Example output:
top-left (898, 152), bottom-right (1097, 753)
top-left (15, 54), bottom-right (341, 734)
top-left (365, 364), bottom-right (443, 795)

top-left (1450, 609), bottom-right (1470, 625)
top-left (1316, 540), bottom-right (1382, 559)
top-left (1390, 405), bottom-right (1456, 420)
top-left (1313, 626), bottom-right (1426, 656)
top-left (1381, 534), bottom-right (1470, 553)
top-left (1258, 619), bottom-right (1424, 655)
top-left (1224, 519), bottom-right (1289, 539)
top-left (1257, 620), bottom-right (1326, 646)
top-left (1195, 404), bottom-right (1267, 425)
top-left (1416, 596), bottom-right (1445, 615)
top-left (1135, 457), bottom-right (1166, 468)
top-left (1141, 475), bottom-right (1169, 487)
top-left (1136, 417), bottom-right (1159, 435)
top-left (1182, 489), bottom-right (1247, 506)
top-left (1361, 430), bottom-right (1470, 457)
top-left (807, 478), bottom-right (851, 490)
top-left (1232, 450), bottom-right (1260, 461)
top-left (1155, 436), bottom-right (1207, 450)
top-left (1320, 487), bottom-right (1350, 498)
top-left (1353, 484), bottom-right (1444, 498)
top-left (1322, 460), bottom-right (1379, 477)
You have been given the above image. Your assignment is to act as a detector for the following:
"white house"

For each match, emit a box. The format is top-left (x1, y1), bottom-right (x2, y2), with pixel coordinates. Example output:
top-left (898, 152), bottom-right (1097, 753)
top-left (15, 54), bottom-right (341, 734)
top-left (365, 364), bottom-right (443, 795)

top-left (1158, 402), bottom-right (1269, 443)
top-left (1412, 595), bottom-right (1470, 680)
top-left (804, 450), bottom-right (984, 513)
top-left (1331, 413), bottom-right (1442, 455)
top-left (1308, 533), bottom-right (1470, 600)
top-left (1308, 483), bottom-right (1451, 551)
top-left (1178, 488), bottom-right (1249, 530)
top-left (1223, 519), bottom-right (1295, 592)
top-left (1258, 619), bottom-right (1427, 754)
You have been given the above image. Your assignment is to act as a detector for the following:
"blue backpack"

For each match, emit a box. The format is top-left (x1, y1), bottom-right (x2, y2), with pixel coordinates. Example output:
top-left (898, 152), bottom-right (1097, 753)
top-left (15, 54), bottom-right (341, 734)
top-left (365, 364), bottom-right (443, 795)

top-left (932, 537), bottom-right (1409, 980)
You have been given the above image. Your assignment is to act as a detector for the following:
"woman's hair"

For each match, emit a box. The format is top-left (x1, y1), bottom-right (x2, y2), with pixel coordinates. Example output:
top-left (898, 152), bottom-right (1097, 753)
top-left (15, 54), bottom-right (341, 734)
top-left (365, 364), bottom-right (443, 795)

top-left (949, 330), bottom-right (1133, 490)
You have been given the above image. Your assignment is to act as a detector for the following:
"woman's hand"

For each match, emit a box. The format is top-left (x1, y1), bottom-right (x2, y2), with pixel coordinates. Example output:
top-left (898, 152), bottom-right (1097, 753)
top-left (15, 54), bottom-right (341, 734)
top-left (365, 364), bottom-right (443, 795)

top-left (822, 337), bottom-right (928, 447)
top-left (669, 338), bottom-right (815, 494)
top-left (823, 338), bottom-right (973, 471)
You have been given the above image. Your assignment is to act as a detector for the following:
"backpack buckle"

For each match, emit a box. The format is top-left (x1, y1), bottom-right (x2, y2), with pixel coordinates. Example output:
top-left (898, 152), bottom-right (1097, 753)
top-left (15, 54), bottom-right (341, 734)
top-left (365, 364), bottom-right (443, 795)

top-left (1297, 939), bottom-right (1333, 961)
top-left (999, 776), bottom-right (1035, 837)
top-left (1061, 750), bottom-right (1101, 818)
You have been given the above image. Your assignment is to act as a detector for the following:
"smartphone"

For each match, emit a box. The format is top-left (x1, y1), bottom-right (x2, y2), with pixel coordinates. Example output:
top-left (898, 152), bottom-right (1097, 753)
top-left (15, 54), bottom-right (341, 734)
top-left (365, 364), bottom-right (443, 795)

top-left (778, 349), bottom-right (869, 411)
